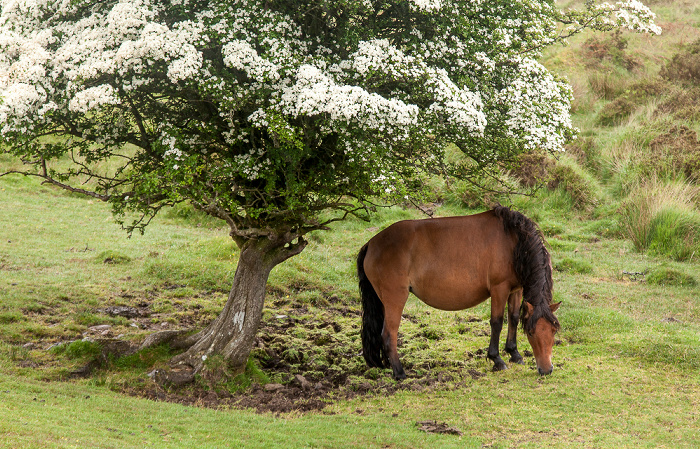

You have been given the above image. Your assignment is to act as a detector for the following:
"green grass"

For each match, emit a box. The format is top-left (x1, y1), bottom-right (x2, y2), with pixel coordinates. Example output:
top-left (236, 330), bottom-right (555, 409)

top-left (3, 2), bottom-right (700, 447)
top-left (2, 170), bottom-right (700, 448)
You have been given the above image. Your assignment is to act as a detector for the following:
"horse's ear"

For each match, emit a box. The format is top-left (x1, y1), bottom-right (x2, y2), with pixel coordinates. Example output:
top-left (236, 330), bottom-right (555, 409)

top-left (550, 302), bottom-right (561, 313)
top-left (523, 301), bottom-right (534, 319)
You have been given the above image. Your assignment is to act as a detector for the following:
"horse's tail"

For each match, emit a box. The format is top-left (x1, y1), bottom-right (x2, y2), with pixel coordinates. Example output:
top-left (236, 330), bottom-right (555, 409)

top-left (492, 205), bottom-right (560, 334)
top-left (358, 243), bottom-right (386, 368)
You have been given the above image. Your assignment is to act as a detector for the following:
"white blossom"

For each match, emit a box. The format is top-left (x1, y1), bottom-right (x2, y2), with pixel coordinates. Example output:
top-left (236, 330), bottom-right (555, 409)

top-left (0, 0), bottom-right (661, 185)
top-left (68, 84), bottom-right (120, 113)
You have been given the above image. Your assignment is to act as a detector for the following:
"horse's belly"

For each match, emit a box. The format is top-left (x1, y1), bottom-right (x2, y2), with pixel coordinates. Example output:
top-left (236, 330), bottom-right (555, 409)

top-left (411, 285), bottom-right (490, 311)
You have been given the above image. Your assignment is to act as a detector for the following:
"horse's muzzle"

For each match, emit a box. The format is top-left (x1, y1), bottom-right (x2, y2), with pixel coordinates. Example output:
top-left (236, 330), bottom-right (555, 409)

top-left (538, 366), bottom-right (553, 376)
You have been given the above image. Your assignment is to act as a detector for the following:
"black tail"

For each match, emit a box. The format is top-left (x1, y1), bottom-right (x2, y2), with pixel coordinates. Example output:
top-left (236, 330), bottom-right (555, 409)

top-left (358, 244), bottom-right (387, 368)
top-left (492, 205), bottom-right (560, 333)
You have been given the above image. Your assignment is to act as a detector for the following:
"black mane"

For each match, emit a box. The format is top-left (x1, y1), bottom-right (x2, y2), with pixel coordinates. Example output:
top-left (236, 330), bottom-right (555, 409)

top-left (492, 205), bottom-right (560, 333)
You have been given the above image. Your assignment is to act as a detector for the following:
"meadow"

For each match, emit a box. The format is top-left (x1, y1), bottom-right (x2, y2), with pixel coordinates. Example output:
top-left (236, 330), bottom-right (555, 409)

top-left (2, 1), bottom-right (700, 447)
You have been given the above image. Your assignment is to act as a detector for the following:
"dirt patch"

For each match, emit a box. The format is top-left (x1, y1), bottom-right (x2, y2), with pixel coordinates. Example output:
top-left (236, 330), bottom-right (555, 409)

top-left (416, 420), bottom-right (463, 436)
top-left (28, 293), bottom-right (504, 415)
top-left (113, 304), bottom-right (495, 414)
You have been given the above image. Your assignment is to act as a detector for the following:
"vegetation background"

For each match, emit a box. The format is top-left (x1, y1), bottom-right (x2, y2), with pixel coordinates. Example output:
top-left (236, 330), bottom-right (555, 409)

top-left (1, 0), bottom-right (699, 447)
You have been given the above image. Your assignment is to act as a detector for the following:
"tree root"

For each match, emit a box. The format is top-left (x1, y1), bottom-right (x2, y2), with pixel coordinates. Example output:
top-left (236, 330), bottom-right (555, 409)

top-left (138, 329), bottom-right (198, 352)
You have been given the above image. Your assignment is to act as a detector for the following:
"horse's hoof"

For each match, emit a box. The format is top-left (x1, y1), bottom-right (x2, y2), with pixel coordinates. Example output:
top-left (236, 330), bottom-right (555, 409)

top-left (510, 357), bottom-right (524, 365)
top-left (392, 367), bottom-right (407, 380)
top-left (492, 362), bottom-right (508, 372)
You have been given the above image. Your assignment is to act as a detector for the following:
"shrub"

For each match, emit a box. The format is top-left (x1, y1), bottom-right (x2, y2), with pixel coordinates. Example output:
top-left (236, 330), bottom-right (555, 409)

top-left (597, 96), bottom-right (637, 126)
top-left (646, 125), bottom-right (700, 181)
top-left (565, 136), bottom-right (601, 173)
top-left (655, 86), bottom-right (700, 122)
top-left (596, 78), bottom-right (667, 127)
top-left (548, 159), bottom-right (601, 211)
top-left (511, 150), bottom-right (555, 187)
top-left (581, 30), bottom-right (640, 72)
top-left (660, 38), bottom-right (700, 84)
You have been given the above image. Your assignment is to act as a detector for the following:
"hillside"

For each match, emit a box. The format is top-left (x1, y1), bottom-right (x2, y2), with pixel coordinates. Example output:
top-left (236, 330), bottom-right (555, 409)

top-left (1, 1), bottom-right (699, 447)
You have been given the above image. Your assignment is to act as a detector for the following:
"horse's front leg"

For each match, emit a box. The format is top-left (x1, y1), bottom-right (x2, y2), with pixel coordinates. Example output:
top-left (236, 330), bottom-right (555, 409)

top-left (505, 290), bottom-right (524, 365)
top-left (487, 285), bottom-right (510, 371)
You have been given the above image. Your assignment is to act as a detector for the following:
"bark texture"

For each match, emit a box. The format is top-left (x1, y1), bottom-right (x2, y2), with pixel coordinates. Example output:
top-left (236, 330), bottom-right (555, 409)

top-left (170, 235), bottom-right (306, 374)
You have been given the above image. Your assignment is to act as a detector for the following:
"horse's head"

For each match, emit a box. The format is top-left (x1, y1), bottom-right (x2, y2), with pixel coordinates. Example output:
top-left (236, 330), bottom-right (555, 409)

top-left (523, 301), bottom-right (561, 375)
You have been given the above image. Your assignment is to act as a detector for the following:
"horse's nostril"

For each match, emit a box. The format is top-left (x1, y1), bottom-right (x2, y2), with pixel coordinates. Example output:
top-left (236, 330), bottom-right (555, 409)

top-left (538, 366), bottom-right (553, 376)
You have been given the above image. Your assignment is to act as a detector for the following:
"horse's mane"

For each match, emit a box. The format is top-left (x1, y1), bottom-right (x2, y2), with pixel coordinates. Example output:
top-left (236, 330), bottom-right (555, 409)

top-left (492, 205), bottom-right (560, 333)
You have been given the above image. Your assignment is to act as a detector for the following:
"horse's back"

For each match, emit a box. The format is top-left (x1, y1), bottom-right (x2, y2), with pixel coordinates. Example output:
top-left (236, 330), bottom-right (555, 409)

top-left (363, 211), bottom-right (519, 310)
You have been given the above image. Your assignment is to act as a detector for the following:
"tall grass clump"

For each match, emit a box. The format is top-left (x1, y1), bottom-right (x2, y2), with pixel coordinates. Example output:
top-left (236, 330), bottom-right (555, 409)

top-left (620, 179), bottom-right (700, 260)
top-left (548, 156), bottom-right (602, 212)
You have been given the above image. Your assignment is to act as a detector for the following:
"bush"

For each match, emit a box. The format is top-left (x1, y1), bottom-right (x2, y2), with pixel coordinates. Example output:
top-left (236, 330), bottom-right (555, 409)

top-left (581, 31), bottom-right (640, 72)
top-left (660, 38), bottom-right (700, 84)
top-left (511, 150), bottom-right (555, 187)
top-left (548, 159), bottom-right (601, 211)
top-left (565, 136), bottom-right (601, 173)
top-left (597, 96), bottom-right (637, 126)
top-left (646, 126), bottom-right (700, 181)
top-left (655, 86), bottom-right (700, 122)
top-left (596, 78), bottom-right (666, 127)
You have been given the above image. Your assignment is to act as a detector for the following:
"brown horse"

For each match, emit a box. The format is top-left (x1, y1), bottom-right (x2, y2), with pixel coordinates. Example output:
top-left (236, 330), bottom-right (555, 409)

top-left (358, 205), bottom-right (560, 380)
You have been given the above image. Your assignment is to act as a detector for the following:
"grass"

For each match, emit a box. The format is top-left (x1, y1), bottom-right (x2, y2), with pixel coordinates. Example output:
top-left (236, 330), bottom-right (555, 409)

top-left (3, 1), bottom-right (700, 447)
top-left (2, 170), bottom-right (700, 448)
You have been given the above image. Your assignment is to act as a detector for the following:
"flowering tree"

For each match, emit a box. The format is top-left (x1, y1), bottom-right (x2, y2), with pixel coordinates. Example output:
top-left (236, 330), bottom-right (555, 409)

top-left (0, 0), bottom-right (659, 376)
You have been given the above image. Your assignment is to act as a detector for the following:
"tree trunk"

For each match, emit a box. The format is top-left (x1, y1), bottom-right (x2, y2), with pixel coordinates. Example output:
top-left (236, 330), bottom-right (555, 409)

top-left (169, 236), bottom-right (305, 375)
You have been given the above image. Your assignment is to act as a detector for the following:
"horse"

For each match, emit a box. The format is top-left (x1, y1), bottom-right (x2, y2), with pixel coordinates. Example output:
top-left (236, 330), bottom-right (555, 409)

top-left (357, 205), bottom-right (561, 380)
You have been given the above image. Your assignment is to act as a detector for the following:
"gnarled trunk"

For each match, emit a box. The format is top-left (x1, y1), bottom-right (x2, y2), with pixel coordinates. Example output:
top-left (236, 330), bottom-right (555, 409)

top-left (169, 235), bottom-right (305, 375)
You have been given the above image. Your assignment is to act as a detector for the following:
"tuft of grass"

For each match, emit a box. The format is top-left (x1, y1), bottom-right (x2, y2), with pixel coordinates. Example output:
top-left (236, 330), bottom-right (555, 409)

top-left (554, 257), bottom-right (594, 274)
top-left (647, 266), bottom-right (697, 287)
top-left (96, 250), bottom-right (132, 265)
top-left (51, 340), bottom-right (102, 360)
top-left (620, 179), bottom-right (700, 259)
top-left (647, 208), bottom-right (700, 261)
top-left (548, 157), bottom-right (602, 211)
top-left (0, 311), bottom-right (24, 324)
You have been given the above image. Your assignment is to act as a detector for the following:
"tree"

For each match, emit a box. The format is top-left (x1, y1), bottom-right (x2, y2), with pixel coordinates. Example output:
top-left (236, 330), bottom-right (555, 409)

top-left (0, 0), bottom-right (659, 376)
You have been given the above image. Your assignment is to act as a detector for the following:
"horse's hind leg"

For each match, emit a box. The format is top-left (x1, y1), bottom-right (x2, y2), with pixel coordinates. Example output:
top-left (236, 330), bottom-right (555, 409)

top-left (380, 288), bottom-right (409, 380)
top-left (488, 283), bottom-right (510, 371)
top-left (505, 290), bottom-right (524, 364)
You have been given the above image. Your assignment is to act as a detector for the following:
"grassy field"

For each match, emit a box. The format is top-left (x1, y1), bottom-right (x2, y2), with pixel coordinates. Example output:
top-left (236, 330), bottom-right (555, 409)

top-left (2, 172), bottom-right (699, 448)
top-left (3, 1), bottom-right (700, 448)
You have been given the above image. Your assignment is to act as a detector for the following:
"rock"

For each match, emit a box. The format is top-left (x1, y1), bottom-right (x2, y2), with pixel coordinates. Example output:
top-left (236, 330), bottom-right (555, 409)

top-left (264, 383), bottom-right (285, 392)
top-left (150, 368), bottom-right (195, 387)
top-left (293, 374), bottom-right (311, 390)
top-left (87, 325), bottom-right (112, 335)
top-left (98, 306), bottom-right (149, 319)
